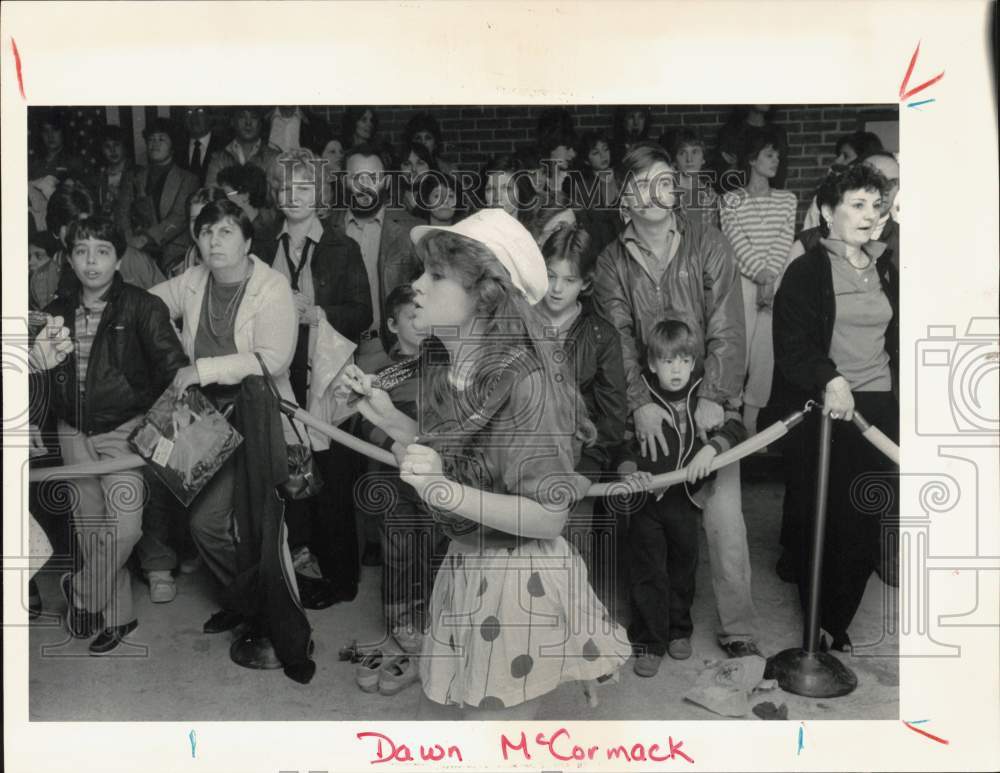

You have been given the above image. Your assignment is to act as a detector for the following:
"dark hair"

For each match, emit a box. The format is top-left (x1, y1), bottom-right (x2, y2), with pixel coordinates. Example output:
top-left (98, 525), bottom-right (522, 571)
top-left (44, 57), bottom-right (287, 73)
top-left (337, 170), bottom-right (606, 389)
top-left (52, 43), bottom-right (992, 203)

top-left (669, 128), bottom-right (706, 158)
top-left (344, 142), bottom-right (385, 168)
top-left (188, 186), bottom-right (229, 210)
top-left (646, 318), bottom-right (699, 362)
top-left (403, 111), bottom-right (444, 156)
top-left (46, 186), bottom-right (95, 241)
top-left (415, 172), bottom-right (458, 220)
top-left (613, 106), bottom-right (652, 142)
top-left (142, 117), bottom-right (178, 148)
top-left (217, 163), bottom-right (270, 209)
top-left (66, 215), bottom-right (127, 260)
top-left (541, 222), bottom-right (597, 280)
top-left (581, 130), bottom-right (611, 155)
top-left (536, 108), bottom-right (576, 143)
top-left (538, 129), bottom-right (578, 161)
top-left (31, 108), bottom-right (72, 156)
top-left (385, 283), bottom-right (417, 322)
top-left (99, 124), bottom-right (127, 146)
top-left (404, 141), bottom-right (437, 172)
top-left (835, 130), bottom-right (883, 160)
top-left (739, 129), bottom-right (782, 180)
top-left (815, 163), bottom-right (888, 235)
top-left (859, 150), bottom-right (899, 167)
top-left (193, 199), bottom-right (255, 241)
top-left (342, 106), bottom-right (379, 144)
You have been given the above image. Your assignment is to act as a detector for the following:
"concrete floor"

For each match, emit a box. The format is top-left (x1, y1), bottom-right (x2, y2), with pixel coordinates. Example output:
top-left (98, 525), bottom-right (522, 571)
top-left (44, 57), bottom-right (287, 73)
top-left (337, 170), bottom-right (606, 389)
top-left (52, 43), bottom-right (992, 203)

top-left (28, 474), bottom-right (898, 722)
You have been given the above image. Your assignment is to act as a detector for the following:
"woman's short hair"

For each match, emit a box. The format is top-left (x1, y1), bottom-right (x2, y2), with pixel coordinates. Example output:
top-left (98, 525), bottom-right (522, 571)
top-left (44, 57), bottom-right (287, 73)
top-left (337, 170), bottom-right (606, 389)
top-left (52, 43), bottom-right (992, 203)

top-left (739, 129), bottom-right (783, 176)
top-left (815, 163), bottom-right (888, 230)
top-left (217, 163), bottom-right (271, 209)
top-left (404, 141), bottom-right (436, 172)
top-left (403, 111), bottom-right (444, 152)
top-left (193, 199), bottom-right (255, 241)
top-left (66, 215), bottom-right (126, 260)
top-left (142, 117), bottom-right (178, 148)
top-left (540, 222), bottom-right (598, 280)
top-left (581, 130), bottom-right (611, 154)
top-left (645, 318), bottom-right (699, 362)
top-left (669, 128), bottom-right (706, 158)
top-left (46, 186), bottom-right (95, 240)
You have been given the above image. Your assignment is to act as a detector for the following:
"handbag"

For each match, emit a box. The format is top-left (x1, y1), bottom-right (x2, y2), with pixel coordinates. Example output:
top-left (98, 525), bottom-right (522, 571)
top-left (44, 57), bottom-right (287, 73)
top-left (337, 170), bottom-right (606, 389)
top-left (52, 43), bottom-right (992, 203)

top-left (128, 384), bottom-right (244, 506)
top-left (255, 353), bottom-right (324, 500)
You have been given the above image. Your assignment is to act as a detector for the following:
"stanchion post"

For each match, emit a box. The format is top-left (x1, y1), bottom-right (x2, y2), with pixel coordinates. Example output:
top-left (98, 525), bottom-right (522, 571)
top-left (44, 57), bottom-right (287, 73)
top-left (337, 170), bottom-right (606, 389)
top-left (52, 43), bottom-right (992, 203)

top-left (764, 410), bottom-right (859, 698)
top-left (803, 411), bottom-right (833, 653)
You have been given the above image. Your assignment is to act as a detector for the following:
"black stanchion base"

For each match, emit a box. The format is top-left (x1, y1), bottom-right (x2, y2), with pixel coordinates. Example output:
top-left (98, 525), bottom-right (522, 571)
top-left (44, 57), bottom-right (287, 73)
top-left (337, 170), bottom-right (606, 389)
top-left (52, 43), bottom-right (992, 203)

top-left (764, 648), bottom-right (858, 698)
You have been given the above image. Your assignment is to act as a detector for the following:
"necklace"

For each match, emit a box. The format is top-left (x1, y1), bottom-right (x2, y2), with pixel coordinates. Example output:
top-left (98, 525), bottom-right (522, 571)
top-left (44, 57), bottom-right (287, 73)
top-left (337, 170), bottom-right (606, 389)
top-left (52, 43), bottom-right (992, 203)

top-left (207, 265), bottom-right (252, 337)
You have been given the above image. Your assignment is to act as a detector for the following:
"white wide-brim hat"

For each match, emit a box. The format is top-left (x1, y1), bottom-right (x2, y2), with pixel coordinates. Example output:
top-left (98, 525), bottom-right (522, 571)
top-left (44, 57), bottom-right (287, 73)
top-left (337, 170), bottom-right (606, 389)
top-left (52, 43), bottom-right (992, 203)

top-left (410, 209), bottom-right (549, 306)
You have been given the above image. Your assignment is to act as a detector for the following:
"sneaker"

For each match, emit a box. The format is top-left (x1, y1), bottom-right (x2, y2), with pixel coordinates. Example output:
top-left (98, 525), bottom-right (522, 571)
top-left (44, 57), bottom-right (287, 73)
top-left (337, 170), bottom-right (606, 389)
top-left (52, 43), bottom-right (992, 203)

top-left (89, 620), bottom-right (138, 655)
top-left (60, 572), bottom-right (103, 638)
top-left (378, 654), bottom-right (421, 696)
top-left (147, 571), bottom-right (177, 604)
top-left (355, 650), bottom-right (385, 693)
top-left (632, 652), bottom-right (663, 678)
top-left (667, 638), bottom-right (692, 660)
top-left (720, 639), bottom-right (764, 659)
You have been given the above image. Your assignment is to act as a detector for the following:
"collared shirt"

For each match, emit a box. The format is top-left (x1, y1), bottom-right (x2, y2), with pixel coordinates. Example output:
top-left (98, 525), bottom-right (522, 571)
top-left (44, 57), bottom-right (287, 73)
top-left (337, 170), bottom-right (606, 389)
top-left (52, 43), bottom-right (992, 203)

top-left (75, 296), bottom-right (109, 401)
top-left (226, 138), bottom-right (261, 167)
top-left (345, 206), bottom-right (386, 334)
top-left (620, 216), bottom-right (680, 283)
top-left (188, 132), bottom-right (212, 167)
top-left (821, 237), bottom-right (892, 392)
top-left (268, 109), bottom-right (303, 152)
top-left (274, 216), bottom-right (325, 307)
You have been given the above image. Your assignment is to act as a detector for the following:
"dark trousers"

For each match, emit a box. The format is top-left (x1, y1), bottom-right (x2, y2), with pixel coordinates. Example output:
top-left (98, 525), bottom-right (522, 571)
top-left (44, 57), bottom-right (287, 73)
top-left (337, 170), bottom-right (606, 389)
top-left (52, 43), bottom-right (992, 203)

top-left (627, 486), bottom-right (700, 655)
top-left (787, 391), bottom-right (899, 638)
top-left (285, 443), bottom-right (362, 597)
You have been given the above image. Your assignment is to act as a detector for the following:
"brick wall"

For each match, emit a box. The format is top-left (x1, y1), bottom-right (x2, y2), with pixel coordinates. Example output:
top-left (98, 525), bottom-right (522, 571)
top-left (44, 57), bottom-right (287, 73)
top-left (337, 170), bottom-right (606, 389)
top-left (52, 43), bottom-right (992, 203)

top-left (316, 103), bottom-right (897, 228)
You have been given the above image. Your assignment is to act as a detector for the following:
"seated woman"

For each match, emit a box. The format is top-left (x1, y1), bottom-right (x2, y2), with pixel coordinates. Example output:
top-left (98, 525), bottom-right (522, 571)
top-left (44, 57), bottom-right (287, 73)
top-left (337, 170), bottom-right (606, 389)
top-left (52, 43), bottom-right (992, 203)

top-left (344, 209), bottom-right (630, 719)
top-left (170, 186), bottom-right (229, 277)
top-left (771, 163), bottom-right (898, 651)
top-left (149, 199), bottom-right (299, 635)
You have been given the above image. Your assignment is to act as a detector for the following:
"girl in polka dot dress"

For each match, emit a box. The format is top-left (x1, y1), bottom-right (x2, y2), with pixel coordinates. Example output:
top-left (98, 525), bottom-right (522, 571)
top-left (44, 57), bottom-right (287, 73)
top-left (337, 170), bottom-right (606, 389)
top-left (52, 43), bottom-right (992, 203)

top-left (343, 209), bottom-right (631, 719)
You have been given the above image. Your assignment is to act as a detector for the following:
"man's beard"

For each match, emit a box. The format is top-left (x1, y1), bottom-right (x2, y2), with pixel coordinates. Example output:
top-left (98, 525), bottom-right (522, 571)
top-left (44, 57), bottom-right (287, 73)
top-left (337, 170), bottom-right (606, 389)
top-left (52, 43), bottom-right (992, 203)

top-left (348, 188), bottom-right (385, 217)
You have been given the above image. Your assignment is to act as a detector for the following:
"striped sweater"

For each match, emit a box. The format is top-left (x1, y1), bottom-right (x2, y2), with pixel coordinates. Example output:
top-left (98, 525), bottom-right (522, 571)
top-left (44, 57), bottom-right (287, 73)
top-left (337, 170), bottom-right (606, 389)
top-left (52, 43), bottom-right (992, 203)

top-left (720, 188), bottom-right (797, 280)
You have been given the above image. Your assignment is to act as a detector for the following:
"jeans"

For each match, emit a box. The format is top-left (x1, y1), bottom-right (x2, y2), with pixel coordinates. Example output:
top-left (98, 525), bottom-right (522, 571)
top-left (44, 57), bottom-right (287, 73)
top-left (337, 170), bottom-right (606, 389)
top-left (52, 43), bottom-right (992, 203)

top-left (188, 453), bottom-right (238, 589)
top-left (57, 417), bottom-right (144, 627)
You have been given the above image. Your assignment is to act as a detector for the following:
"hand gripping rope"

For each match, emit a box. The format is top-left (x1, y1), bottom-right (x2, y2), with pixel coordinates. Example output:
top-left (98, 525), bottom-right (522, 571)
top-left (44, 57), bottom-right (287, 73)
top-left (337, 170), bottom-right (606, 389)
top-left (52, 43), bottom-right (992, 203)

top-left (29, 399), bottom-right (900, 487)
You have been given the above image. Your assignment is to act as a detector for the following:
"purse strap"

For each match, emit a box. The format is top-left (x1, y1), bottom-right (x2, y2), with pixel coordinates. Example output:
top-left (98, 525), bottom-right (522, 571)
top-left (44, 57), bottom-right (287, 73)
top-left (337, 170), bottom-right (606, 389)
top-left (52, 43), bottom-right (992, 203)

top-left (254, 352), bottom-right (308, 446)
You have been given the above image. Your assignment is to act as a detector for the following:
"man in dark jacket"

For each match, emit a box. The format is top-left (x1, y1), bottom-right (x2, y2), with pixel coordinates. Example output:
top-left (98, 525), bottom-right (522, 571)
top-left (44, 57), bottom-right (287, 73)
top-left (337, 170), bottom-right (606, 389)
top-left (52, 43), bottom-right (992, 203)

top-left (36, 215), bottom-right (188, 655)
top-left (593, 141), bottom-right (761, 659)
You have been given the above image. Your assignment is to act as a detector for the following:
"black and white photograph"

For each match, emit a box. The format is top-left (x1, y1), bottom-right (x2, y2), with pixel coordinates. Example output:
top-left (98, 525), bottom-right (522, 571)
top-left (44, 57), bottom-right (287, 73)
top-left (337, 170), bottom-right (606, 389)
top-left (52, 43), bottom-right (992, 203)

top-left (3, 3), bottom-right (997, 773)
top-left (24, 101), bottom-right (902, 721)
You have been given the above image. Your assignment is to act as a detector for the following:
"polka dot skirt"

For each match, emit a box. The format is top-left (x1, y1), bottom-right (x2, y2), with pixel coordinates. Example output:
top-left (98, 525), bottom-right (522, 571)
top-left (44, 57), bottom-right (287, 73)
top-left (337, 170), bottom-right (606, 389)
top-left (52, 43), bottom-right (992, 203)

top-left (419, 536), bottom-right (631, 709)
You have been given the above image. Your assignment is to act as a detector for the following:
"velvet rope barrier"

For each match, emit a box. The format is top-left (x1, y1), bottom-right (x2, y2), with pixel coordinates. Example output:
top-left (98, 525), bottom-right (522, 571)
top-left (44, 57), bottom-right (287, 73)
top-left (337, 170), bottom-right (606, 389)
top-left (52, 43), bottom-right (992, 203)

top-left (852, 411), bottom-right (900, 465)
top-left (29, 403), bottom-right (816, 492)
